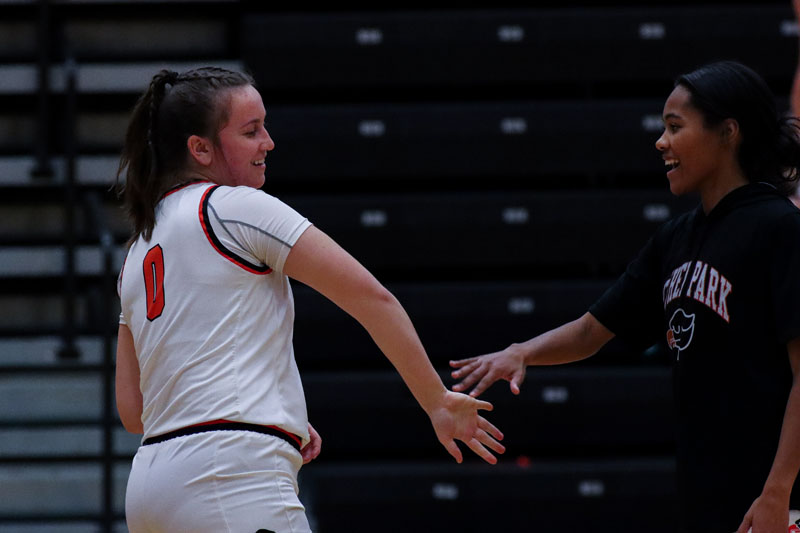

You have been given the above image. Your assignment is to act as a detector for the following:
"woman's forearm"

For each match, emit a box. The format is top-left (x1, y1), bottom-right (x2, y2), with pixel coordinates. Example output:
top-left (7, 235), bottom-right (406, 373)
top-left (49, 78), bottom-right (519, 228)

top-left (338, 283), bottom-right (447, 414)
top-left (517, 312), bottom-right (615, 367)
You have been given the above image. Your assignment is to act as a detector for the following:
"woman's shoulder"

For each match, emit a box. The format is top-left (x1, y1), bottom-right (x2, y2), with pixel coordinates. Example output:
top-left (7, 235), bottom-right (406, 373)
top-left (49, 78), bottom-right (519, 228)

top-left (207, 184), bottom-right (278, 202)
top-left (748, 190), bottom-right (800, 227)
top-left (205, 185), bottom-right (307, 224)
top-left (203, 184), bottom-right (281, 211)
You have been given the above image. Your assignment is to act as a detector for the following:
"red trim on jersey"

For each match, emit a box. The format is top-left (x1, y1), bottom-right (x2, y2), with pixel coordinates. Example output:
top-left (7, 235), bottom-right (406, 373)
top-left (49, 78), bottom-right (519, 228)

top-left (198, 185), bottom-right (273, 275)
top-left (191, 419), bottom-right (303, 448)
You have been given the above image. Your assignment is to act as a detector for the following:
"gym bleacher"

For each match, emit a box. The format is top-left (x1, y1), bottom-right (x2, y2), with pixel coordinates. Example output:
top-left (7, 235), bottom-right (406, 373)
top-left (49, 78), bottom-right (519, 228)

top-left (0, 0), bottom-right (795, 531)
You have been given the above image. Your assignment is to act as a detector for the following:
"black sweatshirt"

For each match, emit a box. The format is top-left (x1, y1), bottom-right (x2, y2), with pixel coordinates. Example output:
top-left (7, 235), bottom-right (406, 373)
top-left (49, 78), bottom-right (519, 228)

top-left (590, 183), bottom-right (800, 532)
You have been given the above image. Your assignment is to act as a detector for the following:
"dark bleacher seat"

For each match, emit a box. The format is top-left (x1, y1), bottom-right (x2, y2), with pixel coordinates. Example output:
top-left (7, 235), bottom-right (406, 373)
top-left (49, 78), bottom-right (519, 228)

top-left (293, 280), bottom-right (606, 369)
top-left (285, 189), bottom-right (699, 277)
top-left (300, 458), bottom-right (678, 533)
top-left (293, 278), bottom-right (671, 372)
top-left (58, 98), bottom-right (719, 189)
top-left (263, 99), bottom-right (672, 185)
top-left (302, 366), bottom-right (675, 461)
top-left (242, 6), bottom-right (795, 93)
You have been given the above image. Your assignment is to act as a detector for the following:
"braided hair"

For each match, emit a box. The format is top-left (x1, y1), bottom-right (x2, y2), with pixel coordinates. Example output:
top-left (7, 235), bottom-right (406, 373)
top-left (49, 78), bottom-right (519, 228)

top-left (116, 67), bottom-right (255, 241)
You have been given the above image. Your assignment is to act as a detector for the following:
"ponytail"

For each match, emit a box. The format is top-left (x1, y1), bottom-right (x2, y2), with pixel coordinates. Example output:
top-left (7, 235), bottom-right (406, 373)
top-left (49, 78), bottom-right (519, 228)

top-left (116, 70), bottom-right (176, 242)
top-left (116, 67), bottom-right (255, 241)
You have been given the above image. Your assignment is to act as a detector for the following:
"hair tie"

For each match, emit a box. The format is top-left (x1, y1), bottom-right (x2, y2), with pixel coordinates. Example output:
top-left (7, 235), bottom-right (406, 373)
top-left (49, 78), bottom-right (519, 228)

top-left (163, 70), bottom-right (179, 86)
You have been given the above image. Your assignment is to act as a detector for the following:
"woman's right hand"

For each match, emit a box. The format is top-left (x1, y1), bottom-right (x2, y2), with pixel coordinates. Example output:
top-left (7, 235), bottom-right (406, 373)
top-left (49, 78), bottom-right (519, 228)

top-left (449, 345), bottom-right (527, 398)
top-left (426, 390), bottom-right (505, 464)
top-left (449, 314), bottom-right (612, 398)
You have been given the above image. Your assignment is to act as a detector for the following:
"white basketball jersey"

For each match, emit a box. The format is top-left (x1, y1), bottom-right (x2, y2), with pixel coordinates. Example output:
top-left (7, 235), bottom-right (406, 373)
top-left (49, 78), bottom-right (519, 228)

top-left (118, 181), bottom-right (312, 445)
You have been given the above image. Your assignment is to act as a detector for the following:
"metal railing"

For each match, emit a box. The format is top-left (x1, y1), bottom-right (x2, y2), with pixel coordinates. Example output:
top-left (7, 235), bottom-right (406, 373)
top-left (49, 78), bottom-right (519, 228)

top-left (66, 52), bottom-right (120, 532)
top-left (2, 1), bottom-right (123, 527)
top-left (31, 0), bottom-right (53, 180)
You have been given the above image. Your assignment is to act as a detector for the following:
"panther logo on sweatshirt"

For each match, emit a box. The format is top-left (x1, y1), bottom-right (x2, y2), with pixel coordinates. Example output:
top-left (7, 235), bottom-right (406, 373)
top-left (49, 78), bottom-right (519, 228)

top-left (667, 308), bottom-right (695, 357)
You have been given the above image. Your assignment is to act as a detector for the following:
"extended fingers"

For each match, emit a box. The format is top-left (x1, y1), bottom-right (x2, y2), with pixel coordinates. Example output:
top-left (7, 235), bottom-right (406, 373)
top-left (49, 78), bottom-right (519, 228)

top-left (466, 375), bottom-right (496, 397)
top-left (442, 438), bottom-right (463, 464)
top-left (460, 413), bottom-right (505, 464)
top-left (465, 436), bottom-right (499, 465)
top-left (478, 415), bottom-right (504, 442)
top-left (449, 357), bottom-right (477, 369)
top-left (449, 359), bottom-right (481, 379)
top-left (477, 428), bottom-right (505, 455)
top-left (451, 365), bottom-right (485, 393)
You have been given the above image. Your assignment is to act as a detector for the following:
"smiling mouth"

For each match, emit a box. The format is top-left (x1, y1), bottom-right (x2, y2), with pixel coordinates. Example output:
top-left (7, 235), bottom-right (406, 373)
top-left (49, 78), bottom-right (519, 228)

top-left (665, 159), bottom-right (680, 171)
top-left (252, 159), bottom-right (265, 166)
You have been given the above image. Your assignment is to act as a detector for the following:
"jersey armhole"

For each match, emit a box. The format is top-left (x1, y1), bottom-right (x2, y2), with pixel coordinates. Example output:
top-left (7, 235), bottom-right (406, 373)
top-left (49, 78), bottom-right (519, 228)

top-left (198, 185), bottom-right (273, 275)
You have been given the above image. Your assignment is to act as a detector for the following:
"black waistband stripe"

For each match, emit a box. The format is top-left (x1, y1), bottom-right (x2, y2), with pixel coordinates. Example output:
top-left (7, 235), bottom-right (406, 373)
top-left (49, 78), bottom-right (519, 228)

top-left (142, 421), bottom-right (302, 452)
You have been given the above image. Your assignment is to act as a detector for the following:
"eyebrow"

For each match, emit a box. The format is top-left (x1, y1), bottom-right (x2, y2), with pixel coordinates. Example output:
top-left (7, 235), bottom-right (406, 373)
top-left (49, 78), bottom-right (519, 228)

top-left (663, 112), bottom-right (682, 121)
top-left (241, 118), bottom-right (263, 128)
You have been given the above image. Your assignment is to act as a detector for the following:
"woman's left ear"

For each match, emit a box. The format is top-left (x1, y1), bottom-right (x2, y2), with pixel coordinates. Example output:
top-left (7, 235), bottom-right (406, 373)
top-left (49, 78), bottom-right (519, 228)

top-left (721, 118), bottom-right (741, 146)
top-left (187, 135), bottom-right (214, 166)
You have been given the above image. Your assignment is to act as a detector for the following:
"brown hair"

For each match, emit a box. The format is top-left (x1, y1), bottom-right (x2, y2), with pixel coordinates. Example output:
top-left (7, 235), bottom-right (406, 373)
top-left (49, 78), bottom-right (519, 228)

top-left (116, 67), bottom-right (255, 241)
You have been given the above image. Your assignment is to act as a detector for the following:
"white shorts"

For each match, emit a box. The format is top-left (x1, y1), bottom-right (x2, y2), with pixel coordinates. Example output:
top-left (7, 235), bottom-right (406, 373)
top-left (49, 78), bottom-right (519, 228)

top-left (125, 430), bottom-right (311, 533)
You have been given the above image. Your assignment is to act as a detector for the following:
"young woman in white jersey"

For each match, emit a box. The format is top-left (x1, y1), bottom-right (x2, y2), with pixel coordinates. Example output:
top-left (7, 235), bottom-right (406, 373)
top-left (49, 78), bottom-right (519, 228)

top-left (114, 67), bottom-right (504, 533)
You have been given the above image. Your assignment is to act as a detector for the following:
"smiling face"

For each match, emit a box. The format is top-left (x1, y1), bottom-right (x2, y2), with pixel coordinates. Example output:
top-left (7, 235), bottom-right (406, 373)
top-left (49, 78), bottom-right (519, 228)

top-left (208, 84), bottom-right (275, 188)
top-left (655, 85), bottom-right (736, 198)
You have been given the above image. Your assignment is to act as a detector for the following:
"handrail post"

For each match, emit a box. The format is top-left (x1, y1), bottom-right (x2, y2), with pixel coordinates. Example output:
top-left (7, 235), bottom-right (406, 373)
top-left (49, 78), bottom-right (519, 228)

top-left (85, 191), bottom-right (117, 533)
top-left (32, 0), bottom-right (54, 179)
top-left (97, 197), bottom-right (116, 533)
top-left (58, 54), bottom-right (80, 360)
